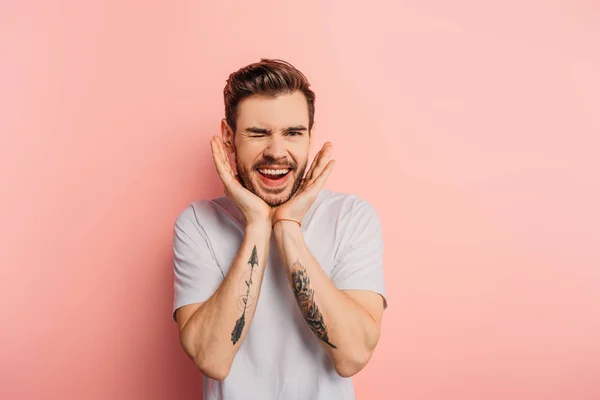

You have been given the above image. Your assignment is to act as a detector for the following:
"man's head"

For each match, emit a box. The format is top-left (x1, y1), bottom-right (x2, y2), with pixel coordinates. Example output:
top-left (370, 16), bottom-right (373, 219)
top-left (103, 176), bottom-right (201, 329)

top-left (221, 58), bottom-right (316, 207)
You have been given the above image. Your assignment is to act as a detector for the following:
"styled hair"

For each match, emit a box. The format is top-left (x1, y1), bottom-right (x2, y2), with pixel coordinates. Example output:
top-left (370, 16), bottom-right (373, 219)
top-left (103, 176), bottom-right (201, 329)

top-left (223, 58), bottom-right (316, 134)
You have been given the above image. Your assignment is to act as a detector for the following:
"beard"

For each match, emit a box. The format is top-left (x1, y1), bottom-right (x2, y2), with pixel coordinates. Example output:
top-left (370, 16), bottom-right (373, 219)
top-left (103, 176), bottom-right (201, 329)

top-left (235, 153), bottom-right (307, 207)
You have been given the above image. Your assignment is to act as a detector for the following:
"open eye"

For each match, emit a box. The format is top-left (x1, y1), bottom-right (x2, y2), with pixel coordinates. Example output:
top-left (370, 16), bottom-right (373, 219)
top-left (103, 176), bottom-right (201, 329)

top-left (287, 131), bottom-right (302, 137)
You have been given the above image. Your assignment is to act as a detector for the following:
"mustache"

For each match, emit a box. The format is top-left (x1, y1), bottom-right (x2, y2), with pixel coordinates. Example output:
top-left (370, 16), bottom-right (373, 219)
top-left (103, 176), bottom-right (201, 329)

top-left (254, 160), bottom-right (297, 170)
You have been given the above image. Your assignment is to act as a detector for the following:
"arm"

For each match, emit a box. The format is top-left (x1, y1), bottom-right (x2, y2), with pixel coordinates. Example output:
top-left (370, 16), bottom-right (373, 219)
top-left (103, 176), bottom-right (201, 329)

top-left (175, 135), bottom-right (274, 380)
top-left (176, 221), bottom-right (271, 380)
top-left (273, 221), bottom-right (384, 378)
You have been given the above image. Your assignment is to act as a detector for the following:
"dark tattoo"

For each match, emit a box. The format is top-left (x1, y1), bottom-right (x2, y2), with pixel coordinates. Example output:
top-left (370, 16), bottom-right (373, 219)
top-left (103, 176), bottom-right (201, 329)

top-left (231, 245), bottom-right (259, 345)
top-left (237, 276), bottom-right (256, 312)
top-left (291, 261), bottom-right (337, 349)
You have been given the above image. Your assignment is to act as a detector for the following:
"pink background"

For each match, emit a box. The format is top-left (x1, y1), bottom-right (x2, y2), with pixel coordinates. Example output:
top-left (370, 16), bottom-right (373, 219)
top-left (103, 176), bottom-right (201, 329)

top-left (1, 1), bottom-right (599, 399)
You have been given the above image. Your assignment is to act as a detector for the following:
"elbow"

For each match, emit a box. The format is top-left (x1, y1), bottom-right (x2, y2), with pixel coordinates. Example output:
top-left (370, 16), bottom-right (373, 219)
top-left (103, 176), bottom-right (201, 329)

top-left (335, 363), bottom-right (361, 378)
top-left (334, 349), bottom-right (373, 378)
top-left (334, 327), bottom-right (380, 378)
top-left (193, 353), bottom-right (232, 381)
top-left (179, 328), bottom-right (232, 380)
top-left (198, 364), bottom-right (231, 381)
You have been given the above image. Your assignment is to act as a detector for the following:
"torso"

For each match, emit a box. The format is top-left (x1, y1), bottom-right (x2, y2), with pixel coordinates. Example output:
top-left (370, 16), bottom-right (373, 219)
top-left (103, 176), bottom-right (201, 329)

top-left (195, 189), bottom-right (359, 400)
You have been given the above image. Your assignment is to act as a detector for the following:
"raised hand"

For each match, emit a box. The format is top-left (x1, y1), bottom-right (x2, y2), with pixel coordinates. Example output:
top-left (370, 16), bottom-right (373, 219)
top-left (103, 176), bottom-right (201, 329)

top-left (210, 136), bottom-right (272, 226)
top-left (272, 142), bottom-right (335, 226)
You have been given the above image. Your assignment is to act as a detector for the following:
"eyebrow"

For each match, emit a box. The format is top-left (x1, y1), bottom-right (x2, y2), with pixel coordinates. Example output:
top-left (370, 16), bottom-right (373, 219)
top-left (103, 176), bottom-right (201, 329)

top-left (245, 125), bottom-right (308, 134)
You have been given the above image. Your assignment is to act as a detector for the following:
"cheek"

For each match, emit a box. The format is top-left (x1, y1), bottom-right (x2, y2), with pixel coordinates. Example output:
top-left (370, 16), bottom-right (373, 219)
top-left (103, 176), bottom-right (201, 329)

top-left (235, 143), bottom-right (263, 168)
top-left (289, 143), bottom-right (310, 165)
top-left (295, 152), bottom-right (310, 169)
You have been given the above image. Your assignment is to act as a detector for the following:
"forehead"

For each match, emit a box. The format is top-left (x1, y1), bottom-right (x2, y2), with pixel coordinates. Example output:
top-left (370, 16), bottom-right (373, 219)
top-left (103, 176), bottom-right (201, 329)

top-left (237, 91), bottom-right (309, 130)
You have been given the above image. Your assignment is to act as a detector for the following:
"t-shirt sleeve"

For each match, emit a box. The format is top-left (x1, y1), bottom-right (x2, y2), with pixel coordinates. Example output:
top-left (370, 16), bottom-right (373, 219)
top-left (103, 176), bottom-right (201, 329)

top-left (330, 198), bottom-right (388, 309)
top-left (172, 205), bottom-right (224, 322)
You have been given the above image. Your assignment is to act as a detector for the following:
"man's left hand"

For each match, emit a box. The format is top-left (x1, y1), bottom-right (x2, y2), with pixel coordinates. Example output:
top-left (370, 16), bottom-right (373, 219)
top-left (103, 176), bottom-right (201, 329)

top-left (272, 142), bottom-right (336, 227)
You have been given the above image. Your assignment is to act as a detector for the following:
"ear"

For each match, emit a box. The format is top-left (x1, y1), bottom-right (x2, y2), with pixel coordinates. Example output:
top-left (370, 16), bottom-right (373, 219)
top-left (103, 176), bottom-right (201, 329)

top-left (220, 119), bottom-right (235, 153)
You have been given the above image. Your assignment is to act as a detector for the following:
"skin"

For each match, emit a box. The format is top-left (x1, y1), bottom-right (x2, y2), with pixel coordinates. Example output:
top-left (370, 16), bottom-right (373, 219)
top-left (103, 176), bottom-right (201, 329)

top-left (176, 91), bottom-right (384, 380)
top-left (218, 91), bottom-right (333, 217)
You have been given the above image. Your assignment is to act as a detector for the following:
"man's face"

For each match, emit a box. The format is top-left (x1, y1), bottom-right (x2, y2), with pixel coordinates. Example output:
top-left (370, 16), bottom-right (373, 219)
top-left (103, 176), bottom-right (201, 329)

top-left (224, 91), bottom-right (311, 207)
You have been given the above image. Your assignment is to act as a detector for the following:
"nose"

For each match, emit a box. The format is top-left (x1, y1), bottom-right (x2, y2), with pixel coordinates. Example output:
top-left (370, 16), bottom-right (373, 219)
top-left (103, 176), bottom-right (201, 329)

top-left (263, 135), bottom-right (287, 161)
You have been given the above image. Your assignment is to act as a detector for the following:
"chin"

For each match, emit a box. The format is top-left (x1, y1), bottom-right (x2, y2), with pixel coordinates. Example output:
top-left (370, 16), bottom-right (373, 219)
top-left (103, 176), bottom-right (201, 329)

top-left (264, 196), bottom-right (289, 208)
top-left (236, 166), bottom-right (303, 207)
top-left (247, 179), bottom-right (292, 208)
top-left (255, 188), bottom-right (292, 207)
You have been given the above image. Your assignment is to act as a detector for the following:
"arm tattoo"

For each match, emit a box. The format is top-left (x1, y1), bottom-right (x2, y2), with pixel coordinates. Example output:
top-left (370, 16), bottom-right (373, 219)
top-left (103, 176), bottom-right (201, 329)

top-left (231, 245), bottom-right (258, 345)
top-left (291, 261), bottom-right (337, 349)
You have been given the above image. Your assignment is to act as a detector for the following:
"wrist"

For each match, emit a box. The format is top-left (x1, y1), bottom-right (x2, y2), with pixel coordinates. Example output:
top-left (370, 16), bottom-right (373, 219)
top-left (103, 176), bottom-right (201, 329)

top-left (272, 218), bottom-right (303, 239)
top-left (245, 219), bottom-right (272, 235)
top-left (272, 217), bottom-right (302, 230)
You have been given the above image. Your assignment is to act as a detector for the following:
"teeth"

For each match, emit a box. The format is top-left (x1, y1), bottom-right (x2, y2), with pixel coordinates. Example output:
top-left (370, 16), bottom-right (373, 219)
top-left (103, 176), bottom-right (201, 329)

top-left (259, 169), bottom-right (289, 176)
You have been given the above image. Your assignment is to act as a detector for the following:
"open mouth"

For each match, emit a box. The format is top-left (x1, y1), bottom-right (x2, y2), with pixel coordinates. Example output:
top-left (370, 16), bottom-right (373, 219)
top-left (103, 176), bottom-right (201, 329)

top-left (257, 168), bottom-right (292, 186)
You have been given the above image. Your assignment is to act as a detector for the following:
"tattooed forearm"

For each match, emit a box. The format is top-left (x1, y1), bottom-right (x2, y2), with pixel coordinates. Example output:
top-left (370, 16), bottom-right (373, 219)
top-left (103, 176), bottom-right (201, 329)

top-left (231, 245), bottom-right (259, 345)
top-left (291, 261), bottom-right (337, 349)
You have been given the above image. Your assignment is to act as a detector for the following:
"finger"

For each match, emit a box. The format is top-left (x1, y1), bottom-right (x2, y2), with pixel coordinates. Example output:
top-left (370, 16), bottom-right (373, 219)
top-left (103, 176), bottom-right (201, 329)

top-left (215, 137), bottom-right (234, 174)
top-left (211, 138), bottom-right (236, 186)
top-left (302, 150), bottom-right (321, 187)
top-left (305, 142), bottom-right (329, 183)
top-left (218, 140), bottom-right (238, 182)
top-left (210, 138), bottom-right (227, 178)
top-left (307, 143), bottom-right (332, 184)
top-left (308, 159), bottom-right (335, 193)
top-left (219, 138), bottom-right (232, 168)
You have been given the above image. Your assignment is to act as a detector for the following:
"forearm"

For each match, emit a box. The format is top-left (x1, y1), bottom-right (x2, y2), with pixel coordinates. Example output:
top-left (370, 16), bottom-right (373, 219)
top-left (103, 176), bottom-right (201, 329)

top-left (181, 221), bottom-right (271, 379)
top-left (273, 221), bottom-right (380, 377)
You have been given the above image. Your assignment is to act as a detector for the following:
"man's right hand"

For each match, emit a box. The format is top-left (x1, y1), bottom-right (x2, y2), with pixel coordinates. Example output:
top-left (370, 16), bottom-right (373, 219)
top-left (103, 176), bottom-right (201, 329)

top-left (210, 136), bottom-right (272, 226)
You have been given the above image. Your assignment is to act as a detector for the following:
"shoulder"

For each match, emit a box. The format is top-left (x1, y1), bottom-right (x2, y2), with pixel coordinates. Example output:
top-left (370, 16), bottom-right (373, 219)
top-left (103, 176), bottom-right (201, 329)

top-left (317, 189), bottom-right (380, 223)
top-left (173, 197), bottom-right (230, 232)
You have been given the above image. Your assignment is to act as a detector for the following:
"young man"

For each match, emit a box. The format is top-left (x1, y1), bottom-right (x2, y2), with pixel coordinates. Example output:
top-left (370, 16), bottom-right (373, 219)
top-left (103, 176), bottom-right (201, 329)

top-left (172, 59), bottom-right (387, 400)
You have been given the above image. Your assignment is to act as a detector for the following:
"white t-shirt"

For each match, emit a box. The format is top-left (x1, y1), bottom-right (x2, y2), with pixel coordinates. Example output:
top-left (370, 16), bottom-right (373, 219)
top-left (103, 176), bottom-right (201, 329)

top-left (172, 189), bottom-right (388, 400)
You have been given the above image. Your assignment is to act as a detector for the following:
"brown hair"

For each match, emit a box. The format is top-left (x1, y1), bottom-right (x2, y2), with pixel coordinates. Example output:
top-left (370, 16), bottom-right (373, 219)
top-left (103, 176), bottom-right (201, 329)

top-left (223, 58), bottom-right (316, 134)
